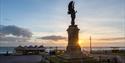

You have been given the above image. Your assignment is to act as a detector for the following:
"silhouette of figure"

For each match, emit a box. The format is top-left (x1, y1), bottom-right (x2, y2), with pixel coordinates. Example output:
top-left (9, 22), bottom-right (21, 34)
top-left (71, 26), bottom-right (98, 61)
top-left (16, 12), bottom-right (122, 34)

top-left (68, 1), bottom-right (77, 25)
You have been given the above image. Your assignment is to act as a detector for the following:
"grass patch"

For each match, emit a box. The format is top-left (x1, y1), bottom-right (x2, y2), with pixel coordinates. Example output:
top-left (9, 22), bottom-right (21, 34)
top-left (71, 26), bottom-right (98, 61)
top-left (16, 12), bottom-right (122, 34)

top-left (48, 55), bottom-right (63, 63)
top-left (48, 55), bottom-right (99, 63)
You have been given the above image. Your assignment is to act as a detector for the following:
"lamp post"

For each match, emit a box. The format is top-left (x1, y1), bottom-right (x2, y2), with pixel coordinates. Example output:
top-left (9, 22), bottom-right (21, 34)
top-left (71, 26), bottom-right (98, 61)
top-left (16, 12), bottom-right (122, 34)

top-left (90, 36), bottom-right (92, 54)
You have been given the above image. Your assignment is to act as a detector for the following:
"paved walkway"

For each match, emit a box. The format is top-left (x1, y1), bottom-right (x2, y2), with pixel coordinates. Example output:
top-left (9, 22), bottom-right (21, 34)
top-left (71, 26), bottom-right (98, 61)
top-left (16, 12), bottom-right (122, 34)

top-left (0, 55), bottom-right (42, 63)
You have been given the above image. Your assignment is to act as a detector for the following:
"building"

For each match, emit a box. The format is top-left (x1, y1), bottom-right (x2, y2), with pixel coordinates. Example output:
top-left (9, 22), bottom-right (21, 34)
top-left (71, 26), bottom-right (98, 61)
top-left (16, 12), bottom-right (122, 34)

top-left (15, 45), bottom-right (45, 55)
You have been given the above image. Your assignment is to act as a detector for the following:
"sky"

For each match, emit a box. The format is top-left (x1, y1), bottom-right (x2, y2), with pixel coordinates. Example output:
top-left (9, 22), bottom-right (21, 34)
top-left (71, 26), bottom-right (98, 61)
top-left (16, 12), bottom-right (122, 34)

top-left (0, 0), bottom-right (125, 47)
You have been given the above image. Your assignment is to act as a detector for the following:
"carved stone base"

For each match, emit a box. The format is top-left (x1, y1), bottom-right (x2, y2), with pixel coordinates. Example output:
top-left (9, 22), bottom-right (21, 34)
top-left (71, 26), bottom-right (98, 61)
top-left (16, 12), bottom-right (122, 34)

top-left (60, 25), bottom-right (84, 63)
top-left (60, 52), bottom-right (84, 63)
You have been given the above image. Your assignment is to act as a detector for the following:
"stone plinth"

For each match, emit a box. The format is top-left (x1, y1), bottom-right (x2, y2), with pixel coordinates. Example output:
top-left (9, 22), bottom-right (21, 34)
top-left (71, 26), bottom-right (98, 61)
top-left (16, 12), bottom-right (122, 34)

top-left (60, 25), bottom-right (84, 63)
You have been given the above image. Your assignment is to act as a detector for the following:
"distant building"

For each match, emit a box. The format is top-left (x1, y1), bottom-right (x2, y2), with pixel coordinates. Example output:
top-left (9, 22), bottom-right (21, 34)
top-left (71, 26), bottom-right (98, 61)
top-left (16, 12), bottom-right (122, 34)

top-left (111, 47), bottom-right (120, 53)
top-left (15, 45), bottom-right (45, 55)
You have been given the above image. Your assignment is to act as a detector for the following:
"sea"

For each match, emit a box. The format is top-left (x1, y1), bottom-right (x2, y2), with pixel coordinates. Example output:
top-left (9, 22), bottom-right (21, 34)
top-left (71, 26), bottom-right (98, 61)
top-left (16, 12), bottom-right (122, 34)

top-left (0, 47), bottom-right (15, 54)
top-left (0, 47), bottom-right (125, 54)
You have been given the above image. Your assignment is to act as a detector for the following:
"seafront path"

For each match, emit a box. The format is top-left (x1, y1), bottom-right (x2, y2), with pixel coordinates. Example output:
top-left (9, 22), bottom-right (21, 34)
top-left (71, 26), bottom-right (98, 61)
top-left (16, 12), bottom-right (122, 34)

top-left (0, 55), bottom-right (42, 63)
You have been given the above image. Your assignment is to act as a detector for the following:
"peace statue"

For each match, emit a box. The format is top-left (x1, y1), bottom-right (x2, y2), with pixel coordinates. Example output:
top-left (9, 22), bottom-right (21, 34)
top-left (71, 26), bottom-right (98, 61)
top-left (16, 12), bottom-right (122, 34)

top-left (68, 1), bottom-right (77, 25)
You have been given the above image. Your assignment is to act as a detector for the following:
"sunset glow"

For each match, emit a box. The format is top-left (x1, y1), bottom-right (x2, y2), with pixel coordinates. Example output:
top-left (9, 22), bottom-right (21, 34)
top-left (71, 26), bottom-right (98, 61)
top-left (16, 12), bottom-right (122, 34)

top-left (0, 0), bottom-right (124, 47)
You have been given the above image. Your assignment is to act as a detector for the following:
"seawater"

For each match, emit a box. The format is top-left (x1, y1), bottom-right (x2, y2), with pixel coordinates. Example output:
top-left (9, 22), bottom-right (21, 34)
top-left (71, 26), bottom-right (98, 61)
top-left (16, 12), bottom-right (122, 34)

top-left (0, 47), bottom-right (15, 54)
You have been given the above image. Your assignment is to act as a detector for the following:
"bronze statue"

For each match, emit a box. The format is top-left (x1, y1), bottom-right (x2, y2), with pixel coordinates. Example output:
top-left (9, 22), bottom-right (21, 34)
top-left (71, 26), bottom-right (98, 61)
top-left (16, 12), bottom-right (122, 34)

top-left (68, 1), bottom-right (77, 25)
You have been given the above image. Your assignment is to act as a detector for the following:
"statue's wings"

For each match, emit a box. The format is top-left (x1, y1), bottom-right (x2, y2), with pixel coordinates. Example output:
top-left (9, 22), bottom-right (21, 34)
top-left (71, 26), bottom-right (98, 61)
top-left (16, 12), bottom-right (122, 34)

top-left (68, 1), bottom-right (74, 14)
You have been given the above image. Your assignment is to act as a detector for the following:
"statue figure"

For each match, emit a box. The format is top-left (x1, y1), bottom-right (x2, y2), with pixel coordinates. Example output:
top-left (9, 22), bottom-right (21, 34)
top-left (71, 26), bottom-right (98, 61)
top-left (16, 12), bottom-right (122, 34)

top-left (68, 1), bottom-right (77, 25)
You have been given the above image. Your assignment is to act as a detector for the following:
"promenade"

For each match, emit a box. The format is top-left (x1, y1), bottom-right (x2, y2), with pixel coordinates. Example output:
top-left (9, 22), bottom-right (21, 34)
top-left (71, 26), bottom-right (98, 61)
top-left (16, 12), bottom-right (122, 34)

top-left (0, 55), bottom-right (42, 63)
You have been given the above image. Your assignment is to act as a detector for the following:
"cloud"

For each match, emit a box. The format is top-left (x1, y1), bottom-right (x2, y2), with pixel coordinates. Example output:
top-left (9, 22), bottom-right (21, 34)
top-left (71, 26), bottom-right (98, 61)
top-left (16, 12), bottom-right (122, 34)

top-left (96, 37), bottom-right (125, 41)
top-left (0, 25), bottom-right (32, 37)
top-left (38, 35), bottom-right (66, 41)
top-left (0, 36), bottom-right (29, 42)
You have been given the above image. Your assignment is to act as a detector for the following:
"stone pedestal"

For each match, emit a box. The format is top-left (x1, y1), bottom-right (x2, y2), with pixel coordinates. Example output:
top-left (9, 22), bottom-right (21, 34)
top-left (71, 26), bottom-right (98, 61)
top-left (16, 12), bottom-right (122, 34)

top-left (61, 25), bottom-right (84, 63)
